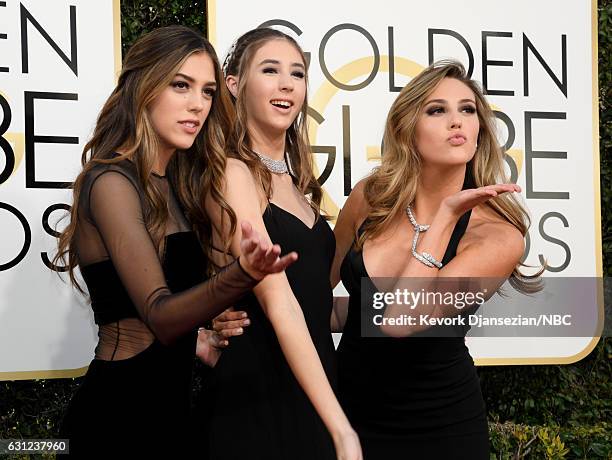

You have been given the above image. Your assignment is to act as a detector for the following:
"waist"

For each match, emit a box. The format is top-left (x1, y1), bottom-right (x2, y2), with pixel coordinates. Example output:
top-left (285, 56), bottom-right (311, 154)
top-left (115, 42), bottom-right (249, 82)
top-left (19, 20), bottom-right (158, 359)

top-left (337, 342), bottom-right (484, 433)
top-left (337, 335), bottom-right (475, 384)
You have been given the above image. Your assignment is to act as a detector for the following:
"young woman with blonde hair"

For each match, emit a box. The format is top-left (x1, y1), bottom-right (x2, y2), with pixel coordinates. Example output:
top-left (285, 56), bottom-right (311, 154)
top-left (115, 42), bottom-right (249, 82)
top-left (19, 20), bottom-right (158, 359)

top-left (331, 60), bottom-right (538, 459)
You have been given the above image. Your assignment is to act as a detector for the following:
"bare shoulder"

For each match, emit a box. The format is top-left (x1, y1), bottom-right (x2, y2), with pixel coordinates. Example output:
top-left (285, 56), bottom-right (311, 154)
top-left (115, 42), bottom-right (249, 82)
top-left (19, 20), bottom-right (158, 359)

top-left (225, 157), bottom-right (253, 182)
top-left (224, 157), bottom-right (267, 211)
top-left (461, 204), bottom-right (525, 260)
top-left (351, 177), bottom-right (367, 195)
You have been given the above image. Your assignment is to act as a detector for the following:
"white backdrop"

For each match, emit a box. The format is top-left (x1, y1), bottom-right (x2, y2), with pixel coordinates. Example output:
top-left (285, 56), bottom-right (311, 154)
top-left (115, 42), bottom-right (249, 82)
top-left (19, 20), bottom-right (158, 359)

top-left (0, 0), bottom-right (120, 379)
top-left (209, 0), bottom-right (602, 365)
top-left (0, 0), bottom-right (602, 379)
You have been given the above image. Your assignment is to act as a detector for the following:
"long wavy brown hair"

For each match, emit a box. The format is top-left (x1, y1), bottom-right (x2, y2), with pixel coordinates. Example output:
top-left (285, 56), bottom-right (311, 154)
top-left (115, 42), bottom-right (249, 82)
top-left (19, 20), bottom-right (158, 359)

top-left (54, 26), bottom-right (234, 292)
top-left (359, 60), bottom-right (542, 293)
top-left (220, 28), bottom-right (323, 242)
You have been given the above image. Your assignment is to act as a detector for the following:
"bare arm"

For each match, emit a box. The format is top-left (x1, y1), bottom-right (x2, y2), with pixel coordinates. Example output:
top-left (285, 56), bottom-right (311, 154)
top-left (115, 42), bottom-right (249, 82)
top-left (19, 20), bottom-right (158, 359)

top-left (380, 185), bottom-right (525, 337)
top-left (330, 180), bottom-right (369, 332)
top-left (330, 296), bottom-right (349, 333)
top-left (206, 159), bottom-right (359, 455)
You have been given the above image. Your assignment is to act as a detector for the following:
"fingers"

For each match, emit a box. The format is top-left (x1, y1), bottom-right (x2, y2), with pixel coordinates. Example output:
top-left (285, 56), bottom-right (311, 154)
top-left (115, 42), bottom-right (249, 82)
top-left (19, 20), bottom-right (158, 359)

top-left (245, 236), bottom-right (268, 261)
top-left (242, 237), bottom-right (259, 255)
top-left (244, 239), bottom-right (296, 275)
top-left (484, 183), bottom-right (521, 194)
top-left (197, 328), bottom-right (228, 348)
top-left (213, 308), bottom-right (246, 324)
top-left (240, 221), bottom-right (253, 240)
top-left (251, 238), bottom-right (270, 265)
top-left (468, 184), bottom-right (520, 202)
top-left (239, 221), bottom-right (298, 277)
top-left (208, 330), bottom-right (229, 348)
top-left (263, 244), bottom-right (282, 267)
top-left (213, 318), bottom-right (250, 333)
top-left (218, 326), bottom-right (246, 338)
top-left (240, 222), bottom-right (269, 263)
top-left (271, 251), bottom-right (298, 272)
top-left (212, 309), bottom-right (250, 339)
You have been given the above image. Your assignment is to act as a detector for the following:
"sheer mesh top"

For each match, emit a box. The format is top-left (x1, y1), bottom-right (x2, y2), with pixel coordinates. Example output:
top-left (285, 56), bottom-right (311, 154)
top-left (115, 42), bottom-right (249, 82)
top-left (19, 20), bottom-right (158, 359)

top-left (74, 160), bottom-right (257, 360)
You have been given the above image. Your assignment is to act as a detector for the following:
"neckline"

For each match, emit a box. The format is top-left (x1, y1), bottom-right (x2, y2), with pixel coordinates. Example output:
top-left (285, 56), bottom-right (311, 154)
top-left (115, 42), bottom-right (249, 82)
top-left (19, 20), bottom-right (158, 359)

top-left (359, 210), bottom-right (472, 279)
top-left (267, 202), bottom-right (317, 231)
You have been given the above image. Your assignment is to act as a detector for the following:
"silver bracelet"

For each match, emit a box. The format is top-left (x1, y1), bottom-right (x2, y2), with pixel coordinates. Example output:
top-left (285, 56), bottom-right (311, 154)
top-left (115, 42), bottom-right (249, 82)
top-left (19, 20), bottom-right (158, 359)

top-left (421, 251), bottom-right (443, 268)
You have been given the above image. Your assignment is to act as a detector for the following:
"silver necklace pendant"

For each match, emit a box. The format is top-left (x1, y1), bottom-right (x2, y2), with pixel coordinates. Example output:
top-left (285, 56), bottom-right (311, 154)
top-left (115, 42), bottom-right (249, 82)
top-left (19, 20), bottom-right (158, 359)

top-left (406, 204), bottom-right (443, 269)
top-left (406, 204), bottom-right (430, 232)
top-left (254, 151), bottom-right (289, 175)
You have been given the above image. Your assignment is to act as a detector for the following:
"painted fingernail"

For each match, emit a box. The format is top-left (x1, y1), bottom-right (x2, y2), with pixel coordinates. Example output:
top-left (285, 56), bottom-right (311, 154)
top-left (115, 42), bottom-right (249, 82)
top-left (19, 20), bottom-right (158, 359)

top-left (241, 312), bottom-right (247, 318)
top-left (236, 328), bottom-right (243, 334)
top-left (243, 319), bottom-right (250, 326)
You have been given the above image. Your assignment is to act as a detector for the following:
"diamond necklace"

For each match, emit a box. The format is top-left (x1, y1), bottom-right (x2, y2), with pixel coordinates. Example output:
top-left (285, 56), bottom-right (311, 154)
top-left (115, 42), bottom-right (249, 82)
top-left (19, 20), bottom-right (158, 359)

top-left (406, 204), bottom-right (430, 232)
top-left (406, 204), bottom-right (443, 269)
top-left (254, 151), bottom-right (289, 175)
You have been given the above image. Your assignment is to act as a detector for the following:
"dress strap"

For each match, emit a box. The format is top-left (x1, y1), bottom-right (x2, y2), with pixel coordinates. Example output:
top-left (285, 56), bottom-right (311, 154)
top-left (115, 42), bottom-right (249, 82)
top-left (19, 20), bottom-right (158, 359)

top-left (441, 210), bottom-right (472, 265)
top-left (355, 209), bottom-right (471, 263)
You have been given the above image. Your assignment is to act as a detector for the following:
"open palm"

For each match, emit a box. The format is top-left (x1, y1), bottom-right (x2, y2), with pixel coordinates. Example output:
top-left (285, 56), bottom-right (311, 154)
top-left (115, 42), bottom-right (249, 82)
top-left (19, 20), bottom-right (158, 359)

top-left (441, 184), bottom-right (521, 217)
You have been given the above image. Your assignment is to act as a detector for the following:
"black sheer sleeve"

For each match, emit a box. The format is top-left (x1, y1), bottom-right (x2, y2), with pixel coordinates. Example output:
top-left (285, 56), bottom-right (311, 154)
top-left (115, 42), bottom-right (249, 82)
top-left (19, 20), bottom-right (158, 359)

top-left (85, 169), bottom-right (256, 345)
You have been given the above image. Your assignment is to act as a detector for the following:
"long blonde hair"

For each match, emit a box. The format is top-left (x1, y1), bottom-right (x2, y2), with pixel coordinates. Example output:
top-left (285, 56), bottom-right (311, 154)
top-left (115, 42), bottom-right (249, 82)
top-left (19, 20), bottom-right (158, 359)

top-left (221, 28), bottom-right (323, 242)
top-left (54, 26), bottom-right (234, 291)
top-left (360, 60), bottom-right (541, 293)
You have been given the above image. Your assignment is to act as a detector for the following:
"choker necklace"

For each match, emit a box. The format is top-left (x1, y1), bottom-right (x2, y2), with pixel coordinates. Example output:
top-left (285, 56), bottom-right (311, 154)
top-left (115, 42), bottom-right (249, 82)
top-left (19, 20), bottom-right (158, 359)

top-left (254, 151), bottom-right (289, 175)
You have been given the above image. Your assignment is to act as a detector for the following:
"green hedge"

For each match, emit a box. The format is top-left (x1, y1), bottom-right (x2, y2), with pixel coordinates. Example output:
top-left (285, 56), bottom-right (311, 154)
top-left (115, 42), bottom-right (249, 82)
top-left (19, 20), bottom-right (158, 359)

top-left (601, 0), bottom-right (612, 277)
top-left (120, 0), bottom-right (206, 54)
top-left (1, 1), bottom-right (610, 459)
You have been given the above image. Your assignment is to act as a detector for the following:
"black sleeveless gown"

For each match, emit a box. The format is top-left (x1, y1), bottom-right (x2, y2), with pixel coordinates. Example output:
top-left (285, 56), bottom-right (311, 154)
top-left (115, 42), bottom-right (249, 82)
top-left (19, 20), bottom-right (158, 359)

top-left (337, 210), bottom-right (490, 459)
top-left (199, 203), bottom-right (337, 460)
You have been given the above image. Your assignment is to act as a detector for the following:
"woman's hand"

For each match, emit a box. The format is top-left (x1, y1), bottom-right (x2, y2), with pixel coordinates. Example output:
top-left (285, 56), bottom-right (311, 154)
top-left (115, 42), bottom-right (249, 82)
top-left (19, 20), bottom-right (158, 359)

top-left (332, 428), bottom-right (363, 460)
top-left (238, 221), bottom-right (298, 280)
top-left (195, 308), bottom-right (250, 367)
top-left (440, 183), bottom-right (521, 219)
top-left (195, 328), bottom-right (225, 367)
top-left (212, 308), bottom-right (250, 339)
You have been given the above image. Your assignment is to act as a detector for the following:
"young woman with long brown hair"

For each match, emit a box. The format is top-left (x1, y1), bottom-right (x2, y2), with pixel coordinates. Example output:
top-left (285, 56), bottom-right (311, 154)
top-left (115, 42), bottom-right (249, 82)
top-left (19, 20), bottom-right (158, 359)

top-left (331, 60), bottom-right (540, 459)
top-left (198, 28), bottom-right (361, 460)
top-left (55, 26), bottom-right (295, 457)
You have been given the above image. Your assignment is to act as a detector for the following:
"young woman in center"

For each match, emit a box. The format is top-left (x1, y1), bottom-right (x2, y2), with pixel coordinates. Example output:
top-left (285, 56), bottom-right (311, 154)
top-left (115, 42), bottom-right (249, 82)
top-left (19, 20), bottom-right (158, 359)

top-left (329, 61), bottom-right (540, 459)
top-left (198, 28), bottom-right (361, 460)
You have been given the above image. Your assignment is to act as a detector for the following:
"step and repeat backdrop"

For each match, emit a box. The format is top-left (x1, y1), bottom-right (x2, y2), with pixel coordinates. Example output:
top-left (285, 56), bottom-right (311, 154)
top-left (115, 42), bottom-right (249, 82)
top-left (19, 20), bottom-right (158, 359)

top-left (0, 0), bottom-right (120, 379)
top-left (209, 0), bottom-right (602, 365)
top-left (0, 0), bottom-right (601, 379)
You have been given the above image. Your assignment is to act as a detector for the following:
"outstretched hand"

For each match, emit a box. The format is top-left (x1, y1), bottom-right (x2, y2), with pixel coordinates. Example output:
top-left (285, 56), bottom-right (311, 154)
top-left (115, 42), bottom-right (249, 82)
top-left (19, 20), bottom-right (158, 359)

top-left (238, 221), bottom-right (298, 280)
top-left (441, 183), bottom-right (521, 218)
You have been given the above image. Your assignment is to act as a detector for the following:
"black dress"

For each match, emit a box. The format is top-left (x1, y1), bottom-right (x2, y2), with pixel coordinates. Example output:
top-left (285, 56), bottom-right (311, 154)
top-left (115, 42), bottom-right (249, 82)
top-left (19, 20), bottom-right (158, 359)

top-left (199, 203), bottom-right (337, 460)
top-left (337, 210), bottom-right (490, 460)
top-left (59, 160), bottom-right (257, 458)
